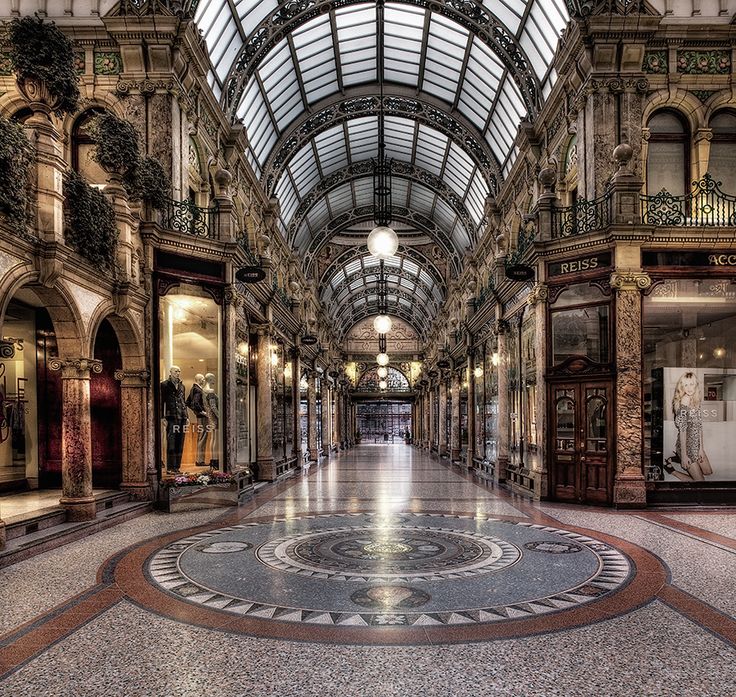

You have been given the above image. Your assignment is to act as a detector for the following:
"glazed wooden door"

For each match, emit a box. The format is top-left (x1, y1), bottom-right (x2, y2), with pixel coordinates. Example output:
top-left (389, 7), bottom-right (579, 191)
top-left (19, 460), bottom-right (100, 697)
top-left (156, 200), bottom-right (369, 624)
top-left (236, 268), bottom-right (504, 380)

top-left (551, 382), bottom-right (612, 504)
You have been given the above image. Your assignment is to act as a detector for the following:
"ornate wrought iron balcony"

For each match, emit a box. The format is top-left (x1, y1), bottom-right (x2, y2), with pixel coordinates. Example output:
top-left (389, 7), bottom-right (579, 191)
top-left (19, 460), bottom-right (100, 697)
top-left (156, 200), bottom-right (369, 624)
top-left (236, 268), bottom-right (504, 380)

top-left (552, 190), bottom-right (613, 239)
top-left (159, 198), bottom-right (218, 238)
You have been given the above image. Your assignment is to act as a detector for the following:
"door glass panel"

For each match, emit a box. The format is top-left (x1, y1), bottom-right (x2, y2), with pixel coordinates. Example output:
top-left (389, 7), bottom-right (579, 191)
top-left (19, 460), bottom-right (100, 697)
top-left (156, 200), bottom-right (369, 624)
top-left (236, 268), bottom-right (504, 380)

top-left (555, 390), bottom-right (575, 451)
top-left (586, 390), bottom-right (607, 452)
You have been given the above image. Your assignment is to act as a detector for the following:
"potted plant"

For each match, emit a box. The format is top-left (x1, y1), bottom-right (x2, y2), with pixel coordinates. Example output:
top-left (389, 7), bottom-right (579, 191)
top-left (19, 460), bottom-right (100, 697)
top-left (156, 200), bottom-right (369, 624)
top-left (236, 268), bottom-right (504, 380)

top-left (158, 468), bottom-right (253, 513)
top-left (0, 115), bottom-right (34, 233)
top-left (8, 16), bottom-right (80, 115)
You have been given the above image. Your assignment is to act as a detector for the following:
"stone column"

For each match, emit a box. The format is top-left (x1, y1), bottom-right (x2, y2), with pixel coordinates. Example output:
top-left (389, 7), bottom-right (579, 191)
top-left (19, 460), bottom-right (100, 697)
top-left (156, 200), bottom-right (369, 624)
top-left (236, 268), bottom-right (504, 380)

top-left (115, 369), bottom-right (151, 499)
top-left (291, 348), bottom-right (302, 463)
top-left (335, 386), bottom-right (343, 449)
top-left (307, 370), bottom-right (318, 462)
top-left (496, 322), bottom-right (510, 481)
top-left (466, 353), bottom-right (476, 469)
top-left (223, 286), bottom-right (241, 473)
top-left (428, 387), bottom-right (436, 452)
top-left (450, 372), bottom-right (461, 461)
top-left (438, 379), bottom-right (448, 457)
top-left (256, 327), bottom-right (275, 481)
top-left (50, 358), bottom-right (102, 521)
top-left (528, 285), bottom-right (549, 496)
top-left (321, 379), bottom-right (330, 460)
top-left (610, 269), bottom-right (650, 507)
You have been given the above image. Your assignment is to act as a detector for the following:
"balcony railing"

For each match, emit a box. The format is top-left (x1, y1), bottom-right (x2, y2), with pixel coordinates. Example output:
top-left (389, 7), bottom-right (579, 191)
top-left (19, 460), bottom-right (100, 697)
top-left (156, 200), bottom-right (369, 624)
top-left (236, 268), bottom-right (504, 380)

top-left (160, 198), bottom-right (218, 238)
top-left (552, 190), bottom-right (612, 239)
top-left (640, 174), bottom-right (736, 227)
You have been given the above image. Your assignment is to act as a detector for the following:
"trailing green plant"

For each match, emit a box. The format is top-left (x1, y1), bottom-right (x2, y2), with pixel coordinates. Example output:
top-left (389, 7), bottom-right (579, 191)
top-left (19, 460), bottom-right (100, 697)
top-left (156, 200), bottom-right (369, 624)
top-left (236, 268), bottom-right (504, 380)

top-left (63, 170), bottom-right (118, 270)
top-left (124, 155), bottom-right (171, 210)
top-left (0, 114), bottom-right (34, 233)
top-left (87, 111), bottom-right (140, 173)
top-left (8, 15), bottom-right (80, 115)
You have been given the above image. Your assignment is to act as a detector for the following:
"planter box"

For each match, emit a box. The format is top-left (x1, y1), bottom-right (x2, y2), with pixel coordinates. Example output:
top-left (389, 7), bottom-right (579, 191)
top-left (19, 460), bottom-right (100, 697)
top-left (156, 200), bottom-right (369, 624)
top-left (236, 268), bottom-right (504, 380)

top-left (159, 470), bottom-right (253, 513)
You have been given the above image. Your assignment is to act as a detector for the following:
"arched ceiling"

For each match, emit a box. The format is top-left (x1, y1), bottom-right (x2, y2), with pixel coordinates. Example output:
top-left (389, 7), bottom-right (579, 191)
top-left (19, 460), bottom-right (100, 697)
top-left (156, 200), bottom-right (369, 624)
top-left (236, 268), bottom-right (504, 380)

top-left (193, 0), bottom-right (569, 341)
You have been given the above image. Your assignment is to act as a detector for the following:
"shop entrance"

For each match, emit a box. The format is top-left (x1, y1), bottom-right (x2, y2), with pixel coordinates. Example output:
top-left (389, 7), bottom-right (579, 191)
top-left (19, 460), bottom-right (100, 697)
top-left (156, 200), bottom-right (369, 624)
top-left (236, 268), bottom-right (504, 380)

top-left (550, 380), bottom-right (612, 504)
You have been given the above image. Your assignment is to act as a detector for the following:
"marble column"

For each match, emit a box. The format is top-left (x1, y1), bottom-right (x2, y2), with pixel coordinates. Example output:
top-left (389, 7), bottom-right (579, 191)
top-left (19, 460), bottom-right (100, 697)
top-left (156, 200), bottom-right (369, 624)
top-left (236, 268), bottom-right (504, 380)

top-left (610, 271), bottom-right (650, 506)
top-left (291, 348), bottom-right (302, 464)
top-left (321, 380), bottom-right (330, 460)
top-left (223, 287), bottom-right (241, 473)
top-left (335, 387), bottom-right (343, 449)
top-left (50, 358), bottom-right (102, 521)
top-left (496, 323), bottom-right (510, 482)
top-left (116, 369), bottom-right (151, 499)
top-left (256, 327), bottom-right (276, 481)
top-left (528, 285), bottom-right (549, 496)
top-left (428, 388), bottom-right (436, 452)
top-left (466, 353), bottom-right (476, 469)
top-left (450, 372), bottom-right (461, 461)
top-left (438, 378), bottom-right (448, 457)
top-left (307, 370), bottom-right (318, 462)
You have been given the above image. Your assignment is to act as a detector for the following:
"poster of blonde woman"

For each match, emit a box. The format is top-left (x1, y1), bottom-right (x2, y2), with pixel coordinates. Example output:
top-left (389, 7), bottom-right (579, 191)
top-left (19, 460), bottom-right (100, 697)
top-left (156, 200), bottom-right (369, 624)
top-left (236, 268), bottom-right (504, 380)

top-left (661, 367), bottom-right (736, 481)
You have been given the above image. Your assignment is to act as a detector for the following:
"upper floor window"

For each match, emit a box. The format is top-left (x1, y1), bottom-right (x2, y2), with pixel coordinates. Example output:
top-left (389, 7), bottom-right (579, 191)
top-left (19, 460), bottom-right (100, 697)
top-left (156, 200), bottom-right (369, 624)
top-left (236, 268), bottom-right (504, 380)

top-left (71, 108), bottom-right (107, 187)
top-left (708, 110), bottom-right (736, 193)
top-left (647, 110), bottom-right (689, 196)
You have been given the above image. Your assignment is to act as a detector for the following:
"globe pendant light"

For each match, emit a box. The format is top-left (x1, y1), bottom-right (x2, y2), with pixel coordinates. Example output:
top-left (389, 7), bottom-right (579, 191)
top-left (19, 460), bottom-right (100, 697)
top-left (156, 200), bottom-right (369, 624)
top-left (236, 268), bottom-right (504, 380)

top-left (376, 352), bottom-right (390, 366)
top-left (377, 366), bottom-right (388, 379)
top-left (373, 314), bottom-right (392, 335)
top-left (367, 225), bottom-right (398, 259)
top-left (379, 379), bottom-right (388, 390)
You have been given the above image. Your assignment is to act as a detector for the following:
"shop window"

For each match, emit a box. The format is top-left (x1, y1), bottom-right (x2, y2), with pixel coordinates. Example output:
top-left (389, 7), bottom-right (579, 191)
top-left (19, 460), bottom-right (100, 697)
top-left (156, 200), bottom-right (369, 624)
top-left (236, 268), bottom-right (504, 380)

top-left (550, 284), bottom-right (610, 365)
top-left (158, 284), bottom-right (222, 473)
top-left (72, 108), bottom-right (108, 186)
top-left (643, 278), bottom-right (736, 483)
top-left (647, 110), bottom-right (689, 196)
top-left (708, 111), bottom-right (736, 193)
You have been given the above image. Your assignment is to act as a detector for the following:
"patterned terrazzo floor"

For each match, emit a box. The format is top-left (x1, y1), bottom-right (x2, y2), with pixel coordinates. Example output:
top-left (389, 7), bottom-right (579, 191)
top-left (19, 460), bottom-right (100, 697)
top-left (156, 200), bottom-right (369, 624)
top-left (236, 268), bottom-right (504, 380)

top-left (0, 444), bottom-right (734, 696)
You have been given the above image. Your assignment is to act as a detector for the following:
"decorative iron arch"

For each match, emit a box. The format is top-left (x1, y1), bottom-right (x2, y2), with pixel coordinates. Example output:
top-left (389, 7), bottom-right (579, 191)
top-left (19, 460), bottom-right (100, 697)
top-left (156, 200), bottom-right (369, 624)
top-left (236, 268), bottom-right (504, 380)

top-left (288, 160), bottom-right (478, 247)
top-left (337, 305), bottom-right (433, 341)
top-left (264, 95), bottom-right (499, 197)
top-left (356, 365), bottom-right (411, 392)
top-left (304, 206), bottom-right (462, 276)
top-left (325, 268), bottom-right (443, 309)
top-left (222, 0), bottom-right (541, 121)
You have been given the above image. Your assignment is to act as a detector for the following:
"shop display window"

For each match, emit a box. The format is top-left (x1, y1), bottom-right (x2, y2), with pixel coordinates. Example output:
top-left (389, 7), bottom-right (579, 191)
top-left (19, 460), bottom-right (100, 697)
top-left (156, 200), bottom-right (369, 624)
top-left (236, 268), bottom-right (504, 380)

top-left (551, 283), bottom-right (610, 366)
top-left (270, 342), bottom-right (293, 463)
top-left (460, 368), bottom-right (468, 455)
top-left (473, 355), bottom-right (484, 457)
top-left (644, 278), bottom-right (736, 483)
top-left (484, 347), bottom-right (499, 463)
top-left (506, 326), bottom-right (521, 463)
top-left (235, 332), bottom-right (250, 466)
top-left (158, 284), bottom-right (222, 473)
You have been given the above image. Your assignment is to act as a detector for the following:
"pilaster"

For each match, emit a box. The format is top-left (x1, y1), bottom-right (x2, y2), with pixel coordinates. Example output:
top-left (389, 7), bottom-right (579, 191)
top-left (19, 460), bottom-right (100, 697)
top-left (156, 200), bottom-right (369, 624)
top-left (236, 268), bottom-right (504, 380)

top-left (114, 368), bottom-right (152, 499)
top-left (450, 372), bottom-right (461, 461)
top-left (255, 326), bottom-right (275, 481)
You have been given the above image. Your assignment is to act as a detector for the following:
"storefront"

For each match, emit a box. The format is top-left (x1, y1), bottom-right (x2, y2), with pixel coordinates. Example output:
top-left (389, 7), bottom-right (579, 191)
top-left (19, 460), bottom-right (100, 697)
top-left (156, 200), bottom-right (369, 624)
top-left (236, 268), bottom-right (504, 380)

top-left (642, 251), bottom-right (736, 502)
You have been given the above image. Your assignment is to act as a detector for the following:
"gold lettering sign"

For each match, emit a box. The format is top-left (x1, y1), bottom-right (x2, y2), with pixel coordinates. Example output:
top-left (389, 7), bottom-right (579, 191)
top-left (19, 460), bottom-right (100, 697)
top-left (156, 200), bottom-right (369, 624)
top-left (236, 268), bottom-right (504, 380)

top-left (559, 257), bottom-right (600, 275)
top-left (708, 254), bottom-right (736, 266)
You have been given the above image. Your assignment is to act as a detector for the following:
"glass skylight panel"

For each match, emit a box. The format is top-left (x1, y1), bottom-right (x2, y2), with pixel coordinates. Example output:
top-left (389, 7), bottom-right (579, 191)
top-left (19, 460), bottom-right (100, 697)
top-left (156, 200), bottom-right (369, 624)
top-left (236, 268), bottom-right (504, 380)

top-left (288, 146), bottom-right (320, 197)
top-left (275, 177), bottom-right (298, 237)
top-left (235, 0), bottom-right (278, 35)
top-left (414, 126), bottom-right (446, 176)
top-left (347, 117), bottom-right (378, 161)
top-left (313, 125), bottom-right (349, 174)
top-left (352, 178), bottom-right (374, 207)
top-left (306, 199), bottom-right (332, 232)
top-left (403, 259), bottom-right (419, 275)
top-left (466, 172), bottom-right (487, 225)
top-left (363, 255), bottom-right (380, 268)
top-left (480, 0), bottom-right (525, 34)
top-left (451, 220), bottom-right (471, 250)
top-left (384, 4), bottom-right (424, 86)
top-left (384, 256), bottom-right (401, 268)
top-left (327, 184), bottom-right (354, 215)
top-left (434, 198), bottom-right (458, 232)
top-left (457, 41), bottom-right (502, 130)
top-left (240, 82), bottom-right (276, 167)
top-left (259, 43), bottom-right (303, 130)
top-left (293, 16), bottom-right (339, 104)
top-left (409, 184), bottom-right (435, 217)
top-left (391, 178), bottom-right (410, 209)
top-left (293, 225), bottom-right (311, 252)
top-left (422, 15), bottom-right (468, 104)
top-left (384, 117), bottom-right (414, 161)
top-left (486, 76), bottom-right (526, 163)
top-left (336, 4), bottom-right (377, 87)
top-left (443, 143), bottom-right (475, 201)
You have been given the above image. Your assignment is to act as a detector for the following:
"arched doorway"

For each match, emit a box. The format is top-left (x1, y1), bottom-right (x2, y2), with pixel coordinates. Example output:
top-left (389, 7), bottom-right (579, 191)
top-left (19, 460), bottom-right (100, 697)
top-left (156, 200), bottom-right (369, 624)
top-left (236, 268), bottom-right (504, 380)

top-left (91, 319), bottom-right (122, 488)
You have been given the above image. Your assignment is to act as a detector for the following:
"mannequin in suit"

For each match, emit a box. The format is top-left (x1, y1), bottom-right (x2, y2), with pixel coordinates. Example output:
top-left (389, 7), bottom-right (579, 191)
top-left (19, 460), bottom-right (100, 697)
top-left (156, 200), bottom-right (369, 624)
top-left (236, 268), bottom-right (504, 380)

top-left (187, 373), bottom-right (208, 467)
top-left (204, 372), bottom-right (220, 468)
top-left (160, 365), bottom-right (187, 472)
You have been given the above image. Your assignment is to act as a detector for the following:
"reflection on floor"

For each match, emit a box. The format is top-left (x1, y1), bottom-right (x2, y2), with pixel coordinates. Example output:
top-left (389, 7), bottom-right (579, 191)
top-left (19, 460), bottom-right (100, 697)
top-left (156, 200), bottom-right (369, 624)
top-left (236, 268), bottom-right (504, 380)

top-left (0, 444), bottom-right (734, 697)
top-left (0, 489), bottom-right (117, 522)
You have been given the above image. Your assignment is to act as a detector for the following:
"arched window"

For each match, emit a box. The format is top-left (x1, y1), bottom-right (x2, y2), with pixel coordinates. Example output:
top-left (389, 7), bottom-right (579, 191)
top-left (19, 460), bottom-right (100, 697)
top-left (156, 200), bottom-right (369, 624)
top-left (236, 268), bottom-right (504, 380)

top-left (708, 110), bottom-right (736, 193)
top-left (71, 108), bottom-right (107, 186)
top-left (647, 110), bottom-right (689, 196)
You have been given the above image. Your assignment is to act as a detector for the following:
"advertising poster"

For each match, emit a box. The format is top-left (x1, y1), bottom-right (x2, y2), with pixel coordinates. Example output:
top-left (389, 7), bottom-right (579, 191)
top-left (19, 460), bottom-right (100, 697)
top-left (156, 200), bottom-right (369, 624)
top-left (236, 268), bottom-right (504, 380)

top-left (661, 367), bottom-right (736, 482)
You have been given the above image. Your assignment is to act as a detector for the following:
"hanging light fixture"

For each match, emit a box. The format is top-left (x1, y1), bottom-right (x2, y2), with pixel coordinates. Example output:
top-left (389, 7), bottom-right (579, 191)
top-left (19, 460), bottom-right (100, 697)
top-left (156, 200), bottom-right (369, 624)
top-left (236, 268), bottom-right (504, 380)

top-left (379, 379), bottom-right (388, 390)
top-left (376, 352), bottom-right (390, 366)
top-left (368, 0), bottom-right (398, 261)
top-left (373, 314), bottom-right (392, 334)
top-left (377, 366), bottom-right (388, 379)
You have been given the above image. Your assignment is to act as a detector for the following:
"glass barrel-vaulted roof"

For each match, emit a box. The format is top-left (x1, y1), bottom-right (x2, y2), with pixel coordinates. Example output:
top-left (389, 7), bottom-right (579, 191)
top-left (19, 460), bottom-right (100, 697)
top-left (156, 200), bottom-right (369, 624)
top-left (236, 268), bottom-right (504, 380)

top-left (193, 0), bottom-right (569, 339)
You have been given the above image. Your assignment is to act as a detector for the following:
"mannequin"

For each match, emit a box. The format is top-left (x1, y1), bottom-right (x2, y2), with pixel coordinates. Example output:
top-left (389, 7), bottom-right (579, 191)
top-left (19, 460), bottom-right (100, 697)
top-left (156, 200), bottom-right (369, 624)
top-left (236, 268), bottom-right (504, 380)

top-left (160, 365), bottom-right (187, 472)
top-left (204, 372), bottom-right (220, 468)
top-left (186, 373), bottom-right (208, 467)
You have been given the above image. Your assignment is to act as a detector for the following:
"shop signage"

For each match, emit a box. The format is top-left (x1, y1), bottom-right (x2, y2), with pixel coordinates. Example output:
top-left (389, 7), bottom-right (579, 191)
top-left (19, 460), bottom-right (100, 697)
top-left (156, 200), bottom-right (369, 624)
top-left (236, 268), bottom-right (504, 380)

top-left (548, 252), bottom-right (611, 278)
top-left (643, 251), bottom-right (736, 267)
top-left (301, 335), bottom-right (318, 346)
top-left (505, 264), bottom-right (535, 281)
top-left (235, 265), bottom-right (266, 283)
top-left (437, 359), bottom-right (451, 369)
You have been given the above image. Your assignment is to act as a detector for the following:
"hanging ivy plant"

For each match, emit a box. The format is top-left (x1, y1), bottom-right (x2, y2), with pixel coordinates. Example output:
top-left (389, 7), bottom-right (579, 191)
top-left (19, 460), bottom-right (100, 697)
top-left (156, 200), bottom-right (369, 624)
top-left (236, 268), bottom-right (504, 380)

top-left (8, 15), bottom-right (80, 116)
top-left (63, 170), bottom-right (118, 270)
top-left (124, 156), bottom-right (171, 210)
top-left (87, 111), bottom-right (140, 173)
top-left (0, 115), bottom-right (34, 233)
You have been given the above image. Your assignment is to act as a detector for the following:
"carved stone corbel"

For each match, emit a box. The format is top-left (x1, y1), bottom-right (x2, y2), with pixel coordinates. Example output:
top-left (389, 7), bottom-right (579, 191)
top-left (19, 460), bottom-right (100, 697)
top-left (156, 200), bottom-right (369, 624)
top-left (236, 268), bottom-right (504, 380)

top-left (610, 271), bottom-right (652, 292)
top-left (527, 283), bottom-right (549, 306)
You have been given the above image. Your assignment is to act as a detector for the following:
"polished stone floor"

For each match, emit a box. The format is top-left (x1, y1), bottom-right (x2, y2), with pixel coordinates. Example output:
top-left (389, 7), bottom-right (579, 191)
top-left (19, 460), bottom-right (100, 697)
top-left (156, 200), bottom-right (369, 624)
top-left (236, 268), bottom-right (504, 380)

top-left (0, 445), bottom-right (735, 696)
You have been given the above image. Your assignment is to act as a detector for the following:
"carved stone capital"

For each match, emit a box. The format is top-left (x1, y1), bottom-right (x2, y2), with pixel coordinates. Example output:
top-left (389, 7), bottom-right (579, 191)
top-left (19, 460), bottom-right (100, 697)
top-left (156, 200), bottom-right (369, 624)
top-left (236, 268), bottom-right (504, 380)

top-left (527, 283), bottom-right (549, 306)
top-left (114, 369), bottom-right (150, 385)
top-left (49, 358), bottom-right (103, 378)
top-left (224, 285), bottom-right (244, 307)
top-left (610, 271), bottom-right (652, 292)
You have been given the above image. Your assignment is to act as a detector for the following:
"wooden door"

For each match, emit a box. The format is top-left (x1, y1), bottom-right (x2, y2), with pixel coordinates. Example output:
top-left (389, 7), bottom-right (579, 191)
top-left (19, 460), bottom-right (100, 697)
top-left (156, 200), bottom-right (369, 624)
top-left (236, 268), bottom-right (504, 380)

top-left (550, 382), bottom-right (612, 504)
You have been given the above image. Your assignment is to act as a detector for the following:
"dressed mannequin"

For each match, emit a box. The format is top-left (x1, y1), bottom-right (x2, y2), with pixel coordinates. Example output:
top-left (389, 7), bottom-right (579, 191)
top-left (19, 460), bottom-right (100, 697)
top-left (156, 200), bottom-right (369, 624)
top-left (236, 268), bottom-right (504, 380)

top-left (204, 372), bottom-right (220, 468)
top-left (160, 365), bottom-right (187, 472)
top-left (186, 373), bottom-right (208, 467)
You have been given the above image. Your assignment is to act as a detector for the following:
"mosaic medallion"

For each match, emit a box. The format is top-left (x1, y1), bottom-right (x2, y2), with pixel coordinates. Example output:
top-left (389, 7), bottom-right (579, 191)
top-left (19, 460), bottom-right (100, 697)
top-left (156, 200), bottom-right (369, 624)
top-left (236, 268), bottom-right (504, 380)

top-left (146, 513), bottom-right (633, 630)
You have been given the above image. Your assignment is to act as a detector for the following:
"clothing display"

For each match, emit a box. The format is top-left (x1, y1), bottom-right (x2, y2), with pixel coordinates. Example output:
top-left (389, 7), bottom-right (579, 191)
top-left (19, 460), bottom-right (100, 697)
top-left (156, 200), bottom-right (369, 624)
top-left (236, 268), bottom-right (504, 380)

top-left (160, 371), bottom-right (187, 472)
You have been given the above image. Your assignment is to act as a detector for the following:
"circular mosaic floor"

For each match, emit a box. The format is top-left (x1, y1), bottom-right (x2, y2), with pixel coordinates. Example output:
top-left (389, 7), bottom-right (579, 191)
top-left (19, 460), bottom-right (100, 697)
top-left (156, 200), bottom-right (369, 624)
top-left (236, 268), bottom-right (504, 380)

top-left (146, 513), bottom-right (633, 630)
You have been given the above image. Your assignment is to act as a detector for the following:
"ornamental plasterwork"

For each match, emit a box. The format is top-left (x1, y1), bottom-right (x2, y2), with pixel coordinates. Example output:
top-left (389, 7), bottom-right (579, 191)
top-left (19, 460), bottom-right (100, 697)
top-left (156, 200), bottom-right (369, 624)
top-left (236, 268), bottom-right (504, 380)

top-left (527, 284), bottom-right (549, 306)
top-left (94, 52), bottom-right (122, 75)
top-left (609, 271), bottom-right (652, 291)
top-left (642, 51), bottom-right (667, 74)
top-left (677, 50), bottom-right (731, 75)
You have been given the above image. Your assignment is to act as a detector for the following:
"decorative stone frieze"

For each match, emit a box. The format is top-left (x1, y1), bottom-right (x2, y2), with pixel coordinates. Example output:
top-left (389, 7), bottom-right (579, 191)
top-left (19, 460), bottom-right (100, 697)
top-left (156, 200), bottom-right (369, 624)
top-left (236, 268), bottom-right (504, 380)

top-left (677, 50), bottom-right (730, 75)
